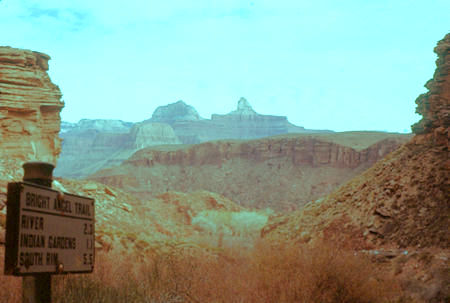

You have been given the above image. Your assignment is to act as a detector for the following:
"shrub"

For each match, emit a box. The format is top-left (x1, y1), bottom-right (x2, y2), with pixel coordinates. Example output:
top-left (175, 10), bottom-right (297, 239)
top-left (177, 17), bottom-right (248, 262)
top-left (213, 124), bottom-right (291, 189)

top-left (50, 241), bottom-right (400, 303)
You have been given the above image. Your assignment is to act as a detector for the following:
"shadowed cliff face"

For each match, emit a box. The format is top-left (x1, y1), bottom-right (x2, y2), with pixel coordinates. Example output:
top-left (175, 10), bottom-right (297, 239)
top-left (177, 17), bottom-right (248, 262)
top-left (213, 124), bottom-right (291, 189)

top-left (90, 132), bottom-right (410, 211)
top-left (0, 46), bottom-right (64, 166)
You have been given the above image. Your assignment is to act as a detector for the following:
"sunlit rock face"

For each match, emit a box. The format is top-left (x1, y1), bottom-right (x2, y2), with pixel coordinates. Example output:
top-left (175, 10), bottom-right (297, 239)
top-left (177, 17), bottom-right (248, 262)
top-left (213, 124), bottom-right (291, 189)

top-left (0, 46), bottom-right (64, 165)
top-left (90, 132), bottom-right (410, 211)
top-left (412, 33), bottom-right (449, 147)
top-left (55, 120), bottom-right (181, 178)
top-left (129, 122), bottom-right (181, 149)
top-left (0, 46), bottom-right (63, 238)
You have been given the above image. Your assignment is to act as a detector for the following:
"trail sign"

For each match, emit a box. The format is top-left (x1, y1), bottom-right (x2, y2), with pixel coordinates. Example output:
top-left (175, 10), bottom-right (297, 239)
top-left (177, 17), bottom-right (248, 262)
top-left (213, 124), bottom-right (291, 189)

top-left (5, 182), bottom-right (95, 275)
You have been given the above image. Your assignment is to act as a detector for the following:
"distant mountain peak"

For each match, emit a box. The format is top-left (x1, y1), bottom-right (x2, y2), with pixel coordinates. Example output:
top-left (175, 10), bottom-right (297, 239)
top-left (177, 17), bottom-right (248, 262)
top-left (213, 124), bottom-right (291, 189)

top-left (174, 100), bottom-right (187, 105)
top-left (229, 97), bottom-right (257, 115)
top-left (151, 100), bottom-right (202, 123)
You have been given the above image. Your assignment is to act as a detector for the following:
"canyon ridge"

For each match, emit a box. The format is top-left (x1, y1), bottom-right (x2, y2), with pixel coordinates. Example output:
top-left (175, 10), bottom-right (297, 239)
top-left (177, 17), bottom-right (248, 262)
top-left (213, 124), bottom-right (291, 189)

top-left (56, 97), bottom-right (329, 178)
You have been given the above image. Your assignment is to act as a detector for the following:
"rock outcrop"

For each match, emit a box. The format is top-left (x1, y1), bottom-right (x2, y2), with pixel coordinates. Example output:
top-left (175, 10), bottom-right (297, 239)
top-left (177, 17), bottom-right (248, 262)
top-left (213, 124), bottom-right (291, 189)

top-left (91, 132), bottom-right (410, 211)
top-left (0, 46), bottom-right (63, 245)
top-left (0, 46), bottom-right (64, 165)
top-left (411, 33), bottom-right (450, 148)
top-left (228, 97), bottom-right (257, 115)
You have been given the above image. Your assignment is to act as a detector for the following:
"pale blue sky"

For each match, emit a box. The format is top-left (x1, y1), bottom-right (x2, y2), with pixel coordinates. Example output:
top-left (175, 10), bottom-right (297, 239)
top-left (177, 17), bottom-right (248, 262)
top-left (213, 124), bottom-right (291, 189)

top-left (1, 0), bottom-right (449, 132)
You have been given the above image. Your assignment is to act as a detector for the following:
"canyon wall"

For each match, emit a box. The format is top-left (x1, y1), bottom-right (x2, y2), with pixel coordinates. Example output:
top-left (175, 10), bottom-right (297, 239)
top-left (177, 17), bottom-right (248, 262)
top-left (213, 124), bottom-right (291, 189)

top-left (91, 132), bottom-right (410, 211)
top-left (57, 98), bottom-right (328, 178)
top-left (55, 121), bottom-right (181, 178)
top-left (0, 46), bottom-right (63, 166)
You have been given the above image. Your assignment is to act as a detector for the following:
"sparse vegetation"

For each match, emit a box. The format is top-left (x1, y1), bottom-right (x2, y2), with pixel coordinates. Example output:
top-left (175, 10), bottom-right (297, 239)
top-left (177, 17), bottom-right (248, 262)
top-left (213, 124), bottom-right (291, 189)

top-left (40, 241), bottom-right (403, 303)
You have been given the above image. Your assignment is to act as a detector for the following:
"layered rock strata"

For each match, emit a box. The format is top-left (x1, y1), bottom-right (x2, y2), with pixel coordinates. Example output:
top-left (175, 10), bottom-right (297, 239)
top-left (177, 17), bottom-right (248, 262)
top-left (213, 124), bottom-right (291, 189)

top-left (91, 132), bottom-right (410, 211)
top-left (57, 99), bottom-right (328, 178)
top-left (0, 46), bottom-right (63, 242)
top-left (0, 46), bottom-right (63, 165)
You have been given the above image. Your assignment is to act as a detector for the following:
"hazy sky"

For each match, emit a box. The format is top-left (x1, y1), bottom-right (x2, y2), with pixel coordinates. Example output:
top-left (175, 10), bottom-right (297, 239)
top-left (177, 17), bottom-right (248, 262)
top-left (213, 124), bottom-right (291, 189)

top-left (1, 1), bottom-right (449, 132)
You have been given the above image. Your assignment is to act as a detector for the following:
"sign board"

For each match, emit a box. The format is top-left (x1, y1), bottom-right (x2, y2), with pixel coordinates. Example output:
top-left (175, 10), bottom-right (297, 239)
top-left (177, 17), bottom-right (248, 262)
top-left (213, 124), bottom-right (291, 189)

top-left (4, 182), bottom-right (95, 275)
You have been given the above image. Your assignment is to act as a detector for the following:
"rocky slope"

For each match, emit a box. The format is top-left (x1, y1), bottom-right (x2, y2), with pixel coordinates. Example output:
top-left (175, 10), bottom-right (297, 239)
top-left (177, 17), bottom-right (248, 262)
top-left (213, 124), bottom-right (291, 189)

top-left (55, 179), bottom-right (270, 254)
top-left (261, 33), bottom-right (449, 249)
top-left (0, 46), bottom-right (64, 165)
top-left (91, 132), bottom-right (410, 211)
top-left (261, 33), bottom-right (450, 303)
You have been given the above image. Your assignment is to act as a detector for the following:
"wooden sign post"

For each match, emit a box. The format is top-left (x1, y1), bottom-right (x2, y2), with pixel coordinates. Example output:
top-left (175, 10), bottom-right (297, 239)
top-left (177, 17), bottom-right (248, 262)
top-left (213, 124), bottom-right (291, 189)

top-left (4, 162), bottom-right (95, 303)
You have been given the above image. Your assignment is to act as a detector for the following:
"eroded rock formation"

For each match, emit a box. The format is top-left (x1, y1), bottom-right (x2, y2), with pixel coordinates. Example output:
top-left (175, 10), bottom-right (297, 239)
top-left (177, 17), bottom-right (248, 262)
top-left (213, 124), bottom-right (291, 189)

top-left (412, 33), bottom-right (449, 147)
top-left (0, 46), bottom-right (64, 165)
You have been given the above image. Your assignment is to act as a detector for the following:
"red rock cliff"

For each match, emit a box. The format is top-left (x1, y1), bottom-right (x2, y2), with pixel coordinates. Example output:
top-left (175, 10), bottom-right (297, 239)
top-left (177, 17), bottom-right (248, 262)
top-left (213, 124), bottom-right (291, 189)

top-left (0, 46), bottom-right (64, 165)
top-left (125, 135), bottom-right (405, 169)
